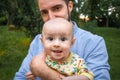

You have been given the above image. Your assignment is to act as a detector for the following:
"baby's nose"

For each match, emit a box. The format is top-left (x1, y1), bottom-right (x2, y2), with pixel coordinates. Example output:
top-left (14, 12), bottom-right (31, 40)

top-left (53, 40), bottom-right (60, 48)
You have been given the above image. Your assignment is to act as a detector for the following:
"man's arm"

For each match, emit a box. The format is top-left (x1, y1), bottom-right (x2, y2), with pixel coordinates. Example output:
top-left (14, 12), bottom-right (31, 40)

top-left (30, 53), bottom-right (91, 80)
top-left (84, 36), bottom-right (110, 80)
top-left (60, 75), bottom-right (90, 80)
top-left (30, 52), bottom-right (64, 80)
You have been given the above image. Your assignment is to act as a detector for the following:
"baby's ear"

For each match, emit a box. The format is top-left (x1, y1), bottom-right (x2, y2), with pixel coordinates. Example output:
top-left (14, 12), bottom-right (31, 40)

top-left (71, 37), bottom-right (76, 46)
top-left (40, 35), bottom-right (43, 43)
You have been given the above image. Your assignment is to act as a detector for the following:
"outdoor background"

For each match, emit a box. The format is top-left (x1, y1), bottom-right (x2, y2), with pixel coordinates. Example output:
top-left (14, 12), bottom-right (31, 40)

top-left (0, 0), bottom-right (120, 80)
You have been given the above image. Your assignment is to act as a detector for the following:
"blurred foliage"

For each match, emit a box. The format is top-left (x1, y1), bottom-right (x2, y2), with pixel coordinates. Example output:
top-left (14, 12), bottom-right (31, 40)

top-left (0, 0), bottom-right (120, 38)
top-left (80, 20), bottom-right (98, 33)
top-left (0, 0), bottom-right (43, 39)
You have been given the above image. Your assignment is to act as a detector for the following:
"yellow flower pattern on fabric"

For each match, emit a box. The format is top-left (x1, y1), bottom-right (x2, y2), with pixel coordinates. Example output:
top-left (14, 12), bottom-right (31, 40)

top-left (46, 52), bottom-right (94, 80)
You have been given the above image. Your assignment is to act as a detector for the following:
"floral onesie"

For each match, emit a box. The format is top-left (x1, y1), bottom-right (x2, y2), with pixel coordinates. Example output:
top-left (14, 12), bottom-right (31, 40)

top-left (46, 52), bottom-right (94, 80)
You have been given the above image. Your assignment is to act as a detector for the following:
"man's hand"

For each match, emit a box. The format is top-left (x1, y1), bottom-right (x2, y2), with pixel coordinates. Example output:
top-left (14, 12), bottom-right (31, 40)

top-left (25, 71), bottom-right (36, 80)
top-left (30, 51), bottom-right (47, 77)
top-left (30, 51), bottom-right (65, 80)
top-left (60, 75), bottom-right (90, 80)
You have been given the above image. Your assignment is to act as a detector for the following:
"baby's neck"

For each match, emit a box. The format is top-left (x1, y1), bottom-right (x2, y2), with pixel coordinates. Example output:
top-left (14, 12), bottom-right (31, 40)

top-left (48, 53), bottom-right (72, 63)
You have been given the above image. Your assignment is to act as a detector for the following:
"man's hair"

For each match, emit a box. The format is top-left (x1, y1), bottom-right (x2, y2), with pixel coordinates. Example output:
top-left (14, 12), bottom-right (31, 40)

top-left (64, 0), bottom-right (70, 4)
top-left (63, 0), bottom-right (72, 21)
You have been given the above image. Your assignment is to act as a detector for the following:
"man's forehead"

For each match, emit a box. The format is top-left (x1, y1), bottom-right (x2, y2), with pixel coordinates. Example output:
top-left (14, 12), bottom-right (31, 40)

top-left (39, 0), bottom-right (65, 9)
top-left (40, 4), bottom-right (62, 11)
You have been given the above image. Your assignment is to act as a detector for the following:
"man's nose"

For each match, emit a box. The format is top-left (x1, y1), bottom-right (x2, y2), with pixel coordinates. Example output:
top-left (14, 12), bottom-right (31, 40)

top-left (48, 11), bottom-right (55, 20)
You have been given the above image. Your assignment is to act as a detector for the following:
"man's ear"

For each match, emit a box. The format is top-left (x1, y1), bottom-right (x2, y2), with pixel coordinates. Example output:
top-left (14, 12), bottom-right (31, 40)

top-left (71, 37), bottom-right (76, 46)
top-left (68, 1), bottom-right (73, 14)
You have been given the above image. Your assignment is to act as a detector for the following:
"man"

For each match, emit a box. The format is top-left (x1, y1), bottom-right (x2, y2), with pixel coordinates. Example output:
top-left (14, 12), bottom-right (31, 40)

top-left (14, 0), bottom-right (110, 80)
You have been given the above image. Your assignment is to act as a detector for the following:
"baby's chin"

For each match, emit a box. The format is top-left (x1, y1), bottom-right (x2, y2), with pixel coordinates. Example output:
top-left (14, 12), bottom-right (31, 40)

top-left (50, 56), bottom-right (65, 62)
top-left (50, 51), bottom-right (63, 57)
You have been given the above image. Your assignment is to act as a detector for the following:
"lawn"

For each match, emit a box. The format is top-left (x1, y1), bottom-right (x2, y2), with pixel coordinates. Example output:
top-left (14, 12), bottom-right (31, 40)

top-left (0, 26), bottom-right (120, 80)
top-left (0, 26), bottom-right (31, 80)
top-left (93, 27), bottom-right (120, 80)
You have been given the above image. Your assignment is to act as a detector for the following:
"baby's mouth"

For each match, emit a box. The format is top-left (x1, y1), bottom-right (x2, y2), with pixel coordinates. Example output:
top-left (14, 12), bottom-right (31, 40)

top-left (52, 50), bottom-right (62, 54)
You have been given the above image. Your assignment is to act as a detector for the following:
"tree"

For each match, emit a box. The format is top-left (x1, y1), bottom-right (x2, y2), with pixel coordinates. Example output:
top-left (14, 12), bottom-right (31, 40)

top-left (17, 0), bottom-right (43, 38)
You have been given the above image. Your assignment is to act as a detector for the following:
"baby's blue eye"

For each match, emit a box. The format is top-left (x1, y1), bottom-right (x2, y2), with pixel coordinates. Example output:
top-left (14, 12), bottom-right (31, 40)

top-left (48, 37), bottom-right (53, 41)
top-left (61, 37), bottom-right (66, 41)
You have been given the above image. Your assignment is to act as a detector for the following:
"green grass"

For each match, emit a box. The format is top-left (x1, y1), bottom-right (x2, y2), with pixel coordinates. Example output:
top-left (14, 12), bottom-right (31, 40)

top-left (0, 26), bottom-right (31, 80)
top-left (0, 26), bottom-right (120, 80)
top-left (93, 27), bottom-right (120, 80)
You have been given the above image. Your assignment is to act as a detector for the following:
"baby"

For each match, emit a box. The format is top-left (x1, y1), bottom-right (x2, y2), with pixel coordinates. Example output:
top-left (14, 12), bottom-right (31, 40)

top-left (41, 18), bottom-right (94, 80)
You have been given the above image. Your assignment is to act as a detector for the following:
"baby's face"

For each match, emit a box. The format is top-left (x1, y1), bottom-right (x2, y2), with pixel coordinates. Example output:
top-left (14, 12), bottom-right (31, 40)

top-left (41, 20), bottom-right (75, 62)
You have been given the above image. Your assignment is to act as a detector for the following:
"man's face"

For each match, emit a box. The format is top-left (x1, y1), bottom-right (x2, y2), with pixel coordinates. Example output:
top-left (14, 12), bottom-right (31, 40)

top-left (38, 0), bottom-right (73, 22)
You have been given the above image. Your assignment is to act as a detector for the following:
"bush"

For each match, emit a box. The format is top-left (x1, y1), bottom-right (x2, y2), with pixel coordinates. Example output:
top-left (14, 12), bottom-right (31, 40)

top-left (79, 20), bottom-right (98, 33)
